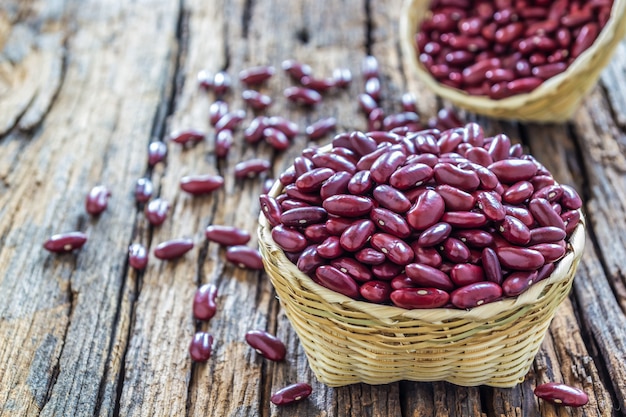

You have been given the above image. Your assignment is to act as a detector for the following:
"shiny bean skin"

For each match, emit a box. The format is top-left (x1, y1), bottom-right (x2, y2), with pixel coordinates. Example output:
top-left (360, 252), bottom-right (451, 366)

top-left (441, 211), bottom-right (487, 228)
top-left (496, 246), bottom-right (545, 271)
top-left (534, 383), bottom-right (589, 407)
top-left (370, 233), bottom-right (414, 265)
top-left (504, 205), bottom-right (535, 227)
top-left (320, 171), bottom-right (352, 200)
top-left (154, 238), bottom-right (194, 260)
top-left (482, 247), bottom-right (503, 284)
top-left (405, 263), bottom-right (455, 291)
top-left (245, 330), bottom-right (286, 361)
top-left (355, 248), bottom-right (386, 265)
top-left (193, 283), bottom-right (219, 321)
top-left (530, 242), bottom-right (567, 263)
top-left (441, 237), bottom-right (471, 263)
top-left (406, 190), bottom-right (445, 230)
top-left (411, 245), bottom-right (443, 268)
top-left (244, 116), bottom-right (268, 144)
top-left (529, 226), bottom-right (566, 245)
top-left (348, 170), bottom-right (374, 195)
top-left (271, 225), bottom-right (308, 252)
top-left (271, 383), bottom-right (313, 406)
top-left (532, 184), bottom-right (563, 202)
top-left (502, 270), bottom-right (539, 297)
top-left (340, 219), bottom-right (376, 252)
top-left (296, 167), bottom-right (335, 192)
top-left (43, 232), bottom-right (88, 253)
top-left (571, 22), bottom-right (599, 59)
top-left (189, 332), bottom-right (213, 362)
top-left (371, 262), bottom-right (404, 280)
top-left (306, 117), bottom-right (337, 140)
top-left (417, 222), bottom-right (452, 247)
top-left (134, 178), bottom-right (154, 203)
top-left (128, 243), bottom-right (148, 270)
top-left (312, 152), bottom-right (357, 174)
top-left (360, 280), bottom-right (392, 303)
top-left (170, 129), bottom-right (205, 145)
top-left (215, 110), bottom-right (246, 133)
top-left (373, 185), bottom-right (412, 213)
top-left (317, 236), bottom-right (345, 259)
top-left (433, 162), bottom-right (480, 191)
top-left (180, 174), bottom-right (224, 195)
top-left (454, 229), bottom-right (494, 248)
top-left (267, 116), bottom-right (299, 139)
top-left (145, 198), bottom-right (170, 226)
top-left (85, 185), bottom-right (111, 215)
top-left (450, 281), bottom-right (502, 308)
top-left (215, 129), bottom-right (233, 158)
top-left (450, 263), bottom-right (484, 286)
top-left (389, 163), bottom-right (433, 189)
top-left (560, 184), bottom-right (583, 209)
top-left (235, 158), bottom-right (271, 179)
top-left (239, 65), bottom-right (275, 85)
top-left (284, 185), bottom-right (323, 205)
top-left (264, 127), bottom-right (291, 151)
top-left (259, 194), bottom-right (282, 227)
top-left (205, 225), bottom-right (251, 246)
top-left (323, 194), bottom-right (373, 217)
top-left (371, 207), bottom-right (412, 238)
top-left (489, 159), bottom-right (538, 183)
top-left (284, 86), bottom-right (322, 106)
top-left (503, 181), bottom-right (534, 204)
top-left (476, 190), bottom-right (506, 221)
top-left (315, 265), bottom-right (360, 298)
top-left (297, 245), bottom-right (325, 274)
top-left (331, 257), bottom-right (373, 282)
top-left (391, 274), bottom-right (416, 290)
top-left (390, 288), bottom-right (450, 309)
top-left (436, 184), bottom-right (476, 211)
top-left (242, 90), bottom-right (272, 110)
top-left (226, 246), bottom-right (264, 270)
top-left (282, 59), bottom-right (312, 80)
top-left (562, 210), bottom-right (582, 235)
top-left (370, 150), bottom-right (408, 184)
top-left (280, 207), bottom-right (328, 227)
top-left (325, 216), bottom-right (355, 236)
top-left (499, 215), bottom-right (531, 245)
top-left (148, 141), bottom-right (168, 166)
top-left (529, 198), bottom-right (566, 229)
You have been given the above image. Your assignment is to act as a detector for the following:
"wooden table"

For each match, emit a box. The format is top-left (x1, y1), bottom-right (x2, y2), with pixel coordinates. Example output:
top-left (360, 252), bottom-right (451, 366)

top-left (1, 0), bottom-right (625, 416)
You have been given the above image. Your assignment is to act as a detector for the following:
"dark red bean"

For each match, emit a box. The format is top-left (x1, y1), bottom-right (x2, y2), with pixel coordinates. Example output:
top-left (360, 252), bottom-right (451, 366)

top-left (284, 86), bottom-right (322, 106)
top-left (245, 330), bottom-right (286, 361)
top-left (405, 263), bottom-right (454, 291)
top-left (489, 159), bottom-right (538, 184)
top-left (320, 171), bottom-right (352, 200)
top-left (333, 68), bottom-right (352, 88)
top-left (293, 155), bottom-right (315, 177)
top-left (450, 263), bottom-right (484, 287)
top-left (496, 246), bottom-right (545, 271)
top-left (534, 382), bottom-right (589, 407)
top-left (239, 65), bottom-right (275, 85)
top-left (215, 129), bottom-right (233, 158)
top-left (325, 216), bottom-right (355, 236)
top-left (370, 207), bottom-right (411, 238)
top-left (212, 71), bottom-right (231, 95)
top-left (434, 163), bottom-right (480, 191)
top-left (193, 283), bottom-right (219, 321)
top-left (406, 190), bottom-right (445, 230)
top-left (499, 215), bottom-right (531, 245)
top-left (145, 198), bottom-right (169, 226)
top-left (134, 178), bottom-right (153, 203)
top-left (305, 117), bottom-right (337, 140)
top-left (340, 219), bottom-right (376, 252)
top-left (529, 226), bottom-right (567, 245)
top-left (435, 185), bottom-right (476, 211)
top-left (450, 281), bottom-right (502, 308)
top-left (264, 127), bottom-right (290, 151)
top-left (301, 75), bottom-right (337, 92)
top-left (364, 77), bottom-right (382, 101)
top-left (373, 185), bottom-right (412, 213)
top-left (271, 225), bottom-right (308, 252)
top-left (383, 112), bottom-right (420, 131)
top-left (331, 257), bottom-right (373, 282)
top-left (358, 93), bottom-right (378, 115)
top-left (503, 181), bottom-right (534, 204)
top-left (487, 134), bottom-right (511, 162)
top-left (350, 131), bottom-right (379, 156)
top-left (532, 62), bottom-right (567, 79)
top-left (362, 55), bottom-right (380, 79)
top-left (169, 129), bottom-right (205, 145)
top-left (266, 117), bottom-right (299, 139)
top-left (416, 222), bottom-right (452, 247)
top-left (180, 174), bottom-right (224, 195)
top-left (370, 233), bottom-right (414, 265)
top-left (281, 207), bottom-right (328, 228)
top-left (359, 280), bottom-right (392, 303)
top-left (43, 231), bottom-right (88, 253)
top-left (312, 152), bottom-right (357, 174)
top-left (391, 274), bottom-right (415, 290)
top-left (296, 168), bottom-right (335, 192)
top-left (355, 247), bottom-right (387, 265)
top-left (454, 229), bottom-right (494, 248)
top-left (235, 158), bottom-right (271, 179)
top-left (571, 22), bottom-right (599, 59)
top-left (505, 205), bottom-right (535, 227)
top-left (506, 77), bottom-right (543, 94)
top-left (259, 194), bottom-right (282, 227)
top-left (529, 198), bottom-right (566, 229)
top-left (502, 270), bottom-right (539, 297)
top-left (297, 245), bottom-right (325, 274)
top-left (128, 243), bottom-right (148, 270)
top-left (462, 58), bottom-right (501, 86)
top-left (413, 133), bottom-right (440, 154)
top-left (303, 224), bottom-right (329, 244)
top-left (441, 211), bottom-right (487, 228)
top-left (533, 184), bottom-right (563, 202)
top-left (154, 238), bottom-right (194, 260)
top-left (315, 265), bottom-right (360, 298)
top-left (242, 90), bottom-right (272, 111)
top-left (148, 141), bottom-right (167, 166)
top-left (562, 210), bottom-right (582, 235)
top-left (371, 261), bottom-right (403, 280)
top-left (441, 237), bottom-right (470, 263)
top-left (323, 194), bottom-right (373, 217)
top-left (225, 246), bottom-right (264, 270)
top-left (482, 247), bottom-right (502, 284)
top-left (205, 225), bottom-right (251, 246)
top-left (389, 163), bottom-right (433, 190)
top-left (347, 170), bottom-right (373, 195)
top-left (560, 184), bottom-right (583, 210)
top-left (390, 287), bottom-right (450, 309)
top-left (476, 191), bottom-right (506, 221)
top-left (530, 242), bottom-right (567, 263)
top-left (85, 185), bottom-right (111, 215)
top-left (209, 101), bottom-right (229, 126)
top-left (244, 116), bottom-right (268, 144)
top-left (189, 332), bottom-right (213, 362)
top-left (271, 382), bottom-right (313, 406)
top-left (197, 69), bottom-right (213, 90)
top-left (282, 59), bottom-right (312, 80)
top-left (215, 110), bottom-right (246, 133)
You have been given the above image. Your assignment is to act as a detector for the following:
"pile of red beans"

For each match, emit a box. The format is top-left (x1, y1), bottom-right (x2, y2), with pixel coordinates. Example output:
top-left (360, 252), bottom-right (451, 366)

top-left (415, 0), bottom-right (613, 98)
top-left (262, 125), bottom-right (582, 310)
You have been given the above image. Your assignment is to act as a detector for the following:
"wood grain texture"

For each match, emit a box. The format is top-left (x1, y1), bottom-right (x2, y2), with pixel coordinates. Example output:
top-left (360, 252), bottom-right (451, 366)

top-left (1, 0), bottom-right (626, 415)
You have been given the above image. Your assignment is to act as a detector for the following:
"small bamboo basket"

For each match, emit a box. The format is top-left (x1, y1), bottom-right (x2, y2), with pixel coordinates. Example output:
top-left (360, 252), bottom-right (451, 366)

top-left (258, 182), bottom-right (585, 388)
top-left (399, 0), bottom-right (626, 122)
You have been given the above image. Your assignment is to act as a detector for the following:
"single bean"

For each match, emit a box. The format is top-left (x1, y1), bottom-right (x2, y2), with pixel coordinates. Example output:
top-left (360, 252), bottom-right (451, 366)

top-left (317, 236), bottom-right (345, 259)
top-left (370, 233), bottom-right (414, 265)
top-left (259, 194), bottom-right (282, 227)
top-left (312, 152), bottom-right (357, 174)
top-left (239, 65), bottom-right (275, 85)
top-left (320, 171), bottom-right (352, 200)
top-left (323, 194), bottom-right (373, 217)
top-left (440, 237), bottom-right (470, 263)
top-left (297, 245), bottom-right (325, 274)
top-left (325, 216), bottom-right (355, 235)
top-left (560, 184), bottom-right (582, 209)
top-left (499, 215), bottom-right (531, 245)
top-left (271, 225), bottom-right (308, 252)
top-left (450, 263), bottom-right (484, 287)
top-left (215, 110), bottom-right (246, 132)
top-left (235, 158), bottom-right (271, 179)
top-left (371, 261), bottom-right (404, 280)
top-left (390, 287), bottom-right (450, 309)
top-left (391, 274), bottom-right (416, 290)
top-left (86, 185), bottom-right (111, 215)
top-left (482, 247), bottom-right (503, 284)
top-left (134, 178), bottom-right (153, 203)
top-left (306, 117), bottom-right (337, 140)
top-left (530, 242), bottom-right (567, 263)
top-left (205, 225), bottom-right (251, 246)
top-left (406, 189), bottom-right (445, 230)
top-left (454, 229), bottom-right (494, 248)
top-left (245, 330), bottom-right (286, 361)
top-left (370, 207), bottom-right (412, 239)
top-left (355, 248), bottom-right (386, 265)
top-left (438, 130), bottom-right (464, 154)
top-left (242, 90), bottom-right (272, 111)
top-left (212, 71), bottom-right (231, 95)
top-left (43, 231), bottom-right (88, 253)
top-left (533, 184), bottom-right (563, 202)
top-left (189, 332), bottom-right (213, 362)
top-left (412, 133), bottom-right (441, 155)
top-left (562, 209), bottom-right (582, 235)
top-left (214, 129), bottom-right (233, 158)
top-left (315, 265), bottom-right (360, 298)
top-left (296, 167), bottom-right (335, 192)
top-left (373, 185), bottom-right (412, 213)
top-left (180, 174), bottom-right (224, 195)
top-left (529, 198), bottom-right (566, 229)
top-left (282, 59), bottom-right (312, 80)
top-left (502, 270), bottom-right (539, 297)
top-left (503, 181), bottom-right (534, 204)
top-left (148, 141), bottom-right (167, 166)
top-left (417, 222), bottom-right (452, 247)
top-left (358, 93), bottom-right (378, 115)
top-left (154, 238), bottom-right (194, 260)
top-left (489, 159), bottom-right (538, 184)
top-left (506, 77), bottom-right (543, 94)
top-left (267, 116), bottom-right (299, 139)
top-left (348, 170), bottom-right (374, 195)
top-left (225, 246), bottom-right (264, 269)
top-left (264, 127), bottom-right (290, 151)
top-left (465, 147), bottom-right (493, 167)
top-left (301, 77), bottom-right (336, 93)
top-left (304, 224), bottom-right (329, 244)
top-left (284, 184), bottom-right (323, 205)
top-left (504, 205), bottom-right (535, 227)
top-left (450, 281), bottom-right (503, 308)
top-left (170, 129), bottom-right (205, 145)
top-left (534, 382), bottom-right (589, 407)
top-left (271, 383), bottom-right (313, 406)
top-left (284, 86), bottom-right (322, 106)
top-left (331, 257), bottom-right (373, 282)
top-left (145, 198), bottom-right (169, 226)
top-left (434, 163), bottom-right (480, 191)
top-left (281, 207), bottom-right (328, 228)
top-left (128, 243), bottom-right (148, 270)
top-left (496, 246), bottom-right (545, 271)
top-left (441, 211), bottom-right (488, 228)
top-left (244, 116), bottom-right (268, 144)
top-left (193, 283), bottom-right (219, 321)
top-left (405, 263), bottom-right (454, 291)
top-left (536, 262), bottom-right (556, 282)
top-left (360, 280), bottom-right (392, 303)
top-left (476, 190), bottom-right (506, 221)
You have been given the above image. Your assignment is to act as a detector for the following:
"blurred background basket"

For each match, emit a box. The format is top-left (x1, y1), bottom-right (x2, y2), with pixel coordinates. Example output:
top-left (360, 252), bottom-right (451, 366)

top-left (258, 181), bottom-right (586, 388)
top-left (399, 0), bottom-right (626, 122)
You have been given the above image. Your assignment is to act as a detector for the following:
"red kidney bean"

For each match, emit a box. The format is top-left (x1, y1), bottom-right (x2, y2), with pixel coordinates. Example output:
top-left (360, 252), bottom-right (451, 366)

top-left (333, 67), bottom-right (352, 88)
top-left (297, 245), bottom-right (325, 274)
top-left (312, 152), bottom-right (357, 174)
top-left (499, 215), bottom-right (531, 245)
top-left (189, 332), bottom-right (213, 362)
top-left (506, 77), bottom-right (543, 94)
top-left (405, 263), bottom-right (454, 291)
top-left (301, 75), bottom-right (337, 92)
top-left (373, 185), bottom-right (412, 214)
top-left (531, 174), bottom-right (556, 190)
top-left (362, 55), bottom-right (380, 79)
top-left (225, 246), bottom-right (264, 269)
top-left (450, 281), bottom-right (503, 308)
top-left (263, 127), bottom-right (290, 151)
top-left (391, 273), bottom-right (416, 290)
top-left (339, 219), bottom-right (375, 252)
top-left (209, 101), bottom-right (229, 126)
top-left (434, 163), bottom-right (480, 191)
top-left (476, 190), bottom-right (506, 221)
top-left (305, 117), bottom-right (337, 140)
top-left (407, 189), bottom-right (445, 230)
top-left (180, 174), bottom-right (224, 195)
top-left (242, 90), bottom-right (272, 111)
top-left (332, 147), bottom-right (358, 164)
top-left (271, 382), bottom-right (313, 406)
top-left (214, 129), bottom-right (233, 158)
top-left (304, 224), bottom-right (329, 244)
top-left (320, 171), bottom-right (352, 200)
top-left (389, 163), bottom-right (433, 190)
top-left (400, 93), bottom-right (418, 113)
top-left (409, 244), bottom-right (442, 267)
top-left (536, 262), bottom-right (556, 282)
top-left (282, 59), bottom-right (312, 80)
top-left (205, 225), bottom-right (251, 246)
top-left (197, 69), bottom-right (213, 89)
top-left (331, 257), bottom-right (373, 282)
top-left (348, 170), bottom-right (374, 195)
top-left (504, 205), bottom-right (535, 227)
top-left (531, 62), bottom-right (567, 79)
top-left (215, 110), bottom-right (246, 133)
top-left (453, 229), bottom-right (493, 248)
top-left (281, 207), bottom-right (328, 228)
top-left (461, 58), bottom-right (500, 86)
top-left (259, 194), bottom-right (282, 227)
top-left (43, 231), bottom-right (88, 253)
top-left (293, 156), bottom-right (316, 177)
top-left (244, 116), bottom-right (268, 144)
top-left (169, 129), bottom-right (205, 145)
top-left (438, 131), bottom-right (464, 154)
top-left (295, 167), bottom-right (335, 192)
top-left (390, 287), bottom-right (450, 309)
top-left (370, 261), bottom-right (403, 280)
top-left (441, 211), bottom-right (487, 228)
top-left (128, 243), bottom-right (148, 270)
top-left (239, 65), bottom-right (275, 85)
top-left (370, 207), bottom-right (412, 239)
top-left (245, 330), bottom-right (286, 361)
top-left (315, 265), bottom-right (360, 298)
top-left (148, 141), bottom-right (167, 166)
top-left (502, 270), bottom-right (539, 296)
top-left (134, 178), bottom-right (153, 203)
top-left (560, 184), bottom-right (582, 209)
top-left (412, 133), bottom-right (440, 155)
top-left (485, 68), bottom-right (516, 83)
top-left (529, 226), bottom-right (566, 245)
top-left (530, 198), bottom-right (566, 229)
top-left (496, 246), bottom-right (545, 270)
top-left (370, 233), bottom-right (414, 265)
top-left (358, 93), bottom-right (378, 115)
top-left (503, 181), bottom-right (534, 204)
top-left (350, 131), bottom-right (379, 156)
top-left (325, 216), bottom-right (355, 236)
top-left (355, 248), bottom-right (386, 265)
top-left (441, 237), bottom-right (471, 263)
top-left (193, 283), bottom-right (218, 321)
top-left (284, 86), bottom-right (322, 106)
top-left (534, 382), bottom-right (589, 407)
top-left (365, 77), bottom-right (382, 101)
top-left (233, 158), bottom-right (270, 179)
top-left (450, 263), bottom-right (484, 287)
top-left (417, 222), bottom-right (452, 247)
top-left (323, 194), bottom-right (373, 217)
top-left (145, 198), bottom-right (169, 226)
top-left (317, 236), bottom-right (345, 259)
top-left (85, 185), bottom-right (111, 215)
top-left (267, 116), bottom-right (299, 139)
top-left (481, 247), bottom-right (503, 284)
top-left (212, 71), bottom-right (231, 96)
top-left (488, 159), bottom-right (538, 184)
top-left (530, 242), bottom-right (567, 263)
top-left (562, 210), bottom-right (581, 235)
top-left (154, 238), bottom-right (194, 260)
top-left (271, 225), bottom-right (308, 252)
top-left (359, 280), bottom-right (392, 303)
top-left (465, 147), bottom-right (493, 167)
top-left (533, 184), bottom-right (563, 202)
top-left (281, 198), bottom-right (311, 211)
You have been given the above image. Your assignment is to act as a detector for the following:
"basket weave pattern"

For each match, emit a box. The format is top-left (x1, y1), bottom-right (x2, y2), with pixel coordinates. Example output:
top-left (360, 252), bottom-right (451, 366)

top-left (399, 0), bottom-right (626, 122)
top-left (258, 183), bottom-right (585, 388)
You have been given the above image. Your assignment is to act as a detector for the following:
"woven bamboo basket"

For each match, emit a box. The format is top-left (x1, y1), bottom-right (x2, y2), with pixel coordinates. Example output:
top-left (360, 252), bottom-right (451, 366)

top-left (399, 0), bottom-right (626, 122)
top-left (258, 181), bottom-right (585, 388)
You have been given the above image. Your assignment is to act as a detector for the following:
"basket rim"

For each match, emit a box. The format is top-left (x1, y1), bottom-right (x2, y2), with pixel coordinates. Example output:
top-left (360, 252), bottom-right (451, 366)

top-left (398, 0), bottom-right (626, 114)
top-left (258, 179), bottom-right (586, 323)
